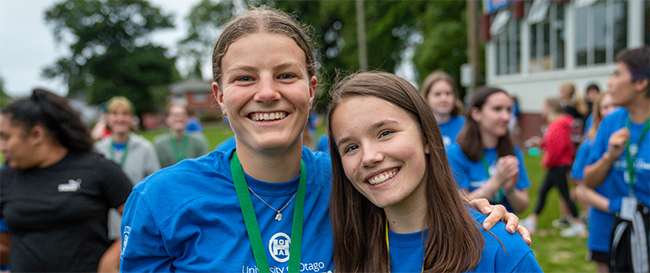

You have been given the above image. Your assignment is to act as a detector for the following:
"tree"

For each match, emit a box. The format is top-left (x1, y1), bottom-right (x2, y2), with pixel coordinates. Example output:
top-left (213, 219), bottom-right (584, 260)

top-left (411, 1), bottom-right (469, 98)
top-left (43, 0), bottom-right (180, 115)
top-left (0, 77), bottom-right (10, 107)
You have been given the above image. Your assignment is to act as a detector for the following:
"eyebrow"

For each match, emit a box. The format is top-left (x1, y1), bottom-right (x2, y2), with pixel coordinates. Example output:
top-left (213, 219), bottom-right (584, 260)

top-left (335, 119), bottom-right (399, 148)
top-left (225, 62), bottom-right (305, 75)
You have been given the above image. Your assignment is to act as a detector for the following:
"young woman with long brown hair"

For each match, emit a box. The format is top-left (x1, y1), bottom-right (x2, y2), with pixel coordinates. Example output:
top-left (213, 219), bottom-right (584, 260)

top-left (120, 7), bottom-right (527, 272)
top-left (328, 71), bottom-right (541, 272)
top-left (447, 87), bottom-right (531, 214)
top-left (420, 71), bottom-right (465, 148)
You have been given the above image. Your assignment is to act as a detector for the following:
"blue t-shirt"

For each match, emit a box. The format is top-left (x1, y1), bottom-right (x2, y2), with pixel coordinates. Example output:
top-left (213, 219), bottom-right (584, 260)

top-left (447, 144), bottom-right (531, 212)
top-left (317, 135), bottom-right (330, 154)
top-left (438, 115), bottom-right (466, 148)
top-left (584, 114), bottom-right (594, 134)
top-left (570, 139), bottom-right (592, 180)
top-left (120, 147), bottom-right (334, 272)
top-left (215, 136), bottom-right (237, 152)
top-left (388, 210), bottom-right (542, 272)
top-left (586, 108), bottom-right (650, 213)
top-left (572, 139), bottom-right (615, 252)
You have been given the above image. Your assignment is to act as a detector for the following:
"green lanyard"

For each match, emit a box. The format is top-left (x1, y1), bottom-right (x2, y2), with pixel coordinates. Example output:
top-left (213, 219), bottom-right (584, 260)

top-left (481, 156), bottom-right (504, 203)
top-left (625, 117), bottom-right (650, 196)
top-left (109, 138), bottom-right (130, 168)
top-left (230, 151), bottom-right (306, 273)
top-left (385, 220), bottom-right (423, 272)
top-left (171, 135), bottom-right (188, 162)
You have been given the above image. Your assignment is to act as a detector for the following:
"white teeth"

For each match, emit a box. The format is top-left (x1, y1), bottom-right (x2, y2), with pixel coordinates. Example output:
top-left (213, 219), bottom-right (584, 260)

top-left (251, 112), bottom-right (286, 121)
top-left (367, 169), bottom-right (397, 185)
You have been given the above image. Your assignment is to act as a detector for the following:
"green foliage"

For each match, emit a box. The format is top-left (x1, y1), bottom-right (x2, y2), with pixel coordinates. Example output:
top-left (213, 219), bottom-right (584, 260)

top-left (412, 1), bottom-right (468, 97)
top-left (0, 77), bottom-right (10, 107)
top-left (178, 0), bottom-right (236, 79)
top-left (43, 0), bottom-right (180, 116)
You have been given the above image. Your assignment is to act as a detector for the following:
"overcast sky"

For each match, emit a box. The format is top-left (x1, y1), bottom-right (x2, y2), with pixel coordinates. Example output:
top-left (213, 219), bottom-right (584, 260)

top-left (0, 0), bottom-right (202, 97)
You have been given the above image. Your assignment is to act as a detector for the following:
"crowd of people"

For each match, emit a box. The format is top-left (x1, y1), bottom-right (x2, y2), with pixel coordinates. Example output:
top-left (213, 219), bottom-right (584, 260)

top-left (0, 5), bottom-right (647, 273)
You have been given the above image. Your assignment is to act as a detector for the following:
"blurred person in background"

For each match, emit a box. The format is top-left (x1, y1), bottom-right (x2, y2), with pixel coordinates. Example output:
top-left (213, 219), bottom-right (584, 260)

top-left (584, 46), bottom-right (650, 273)
top-left (419, 71), bottom-right (465, 148)
top-left (0, 89), bottom-right (132, 272)
top-left (584, 84), bottom-right (601, 134)
top-left (521, 98), bottom-right (583, 236)
top-left (154, 104), bottom-right (209, 168)
top-left (94, 96), bottom-right (159, 241)
top-left (447, 87), bottom-right (531, 214)
top-left (572, 91), bottom-right (618, 272)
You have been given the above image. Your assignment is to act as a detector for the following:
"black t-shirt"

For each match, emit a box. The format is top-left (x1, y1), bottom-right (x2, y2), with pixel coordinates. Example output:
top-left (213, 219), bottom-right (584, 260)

top-left (0, 151), bottom-right (133, 272)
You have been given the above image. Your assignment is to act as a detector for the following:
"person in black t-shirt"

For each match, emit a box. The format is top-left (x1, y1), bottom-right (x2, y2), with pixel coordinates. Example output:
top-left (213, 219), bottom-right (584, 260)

top-left (0, 89), bottom-right (133, 272)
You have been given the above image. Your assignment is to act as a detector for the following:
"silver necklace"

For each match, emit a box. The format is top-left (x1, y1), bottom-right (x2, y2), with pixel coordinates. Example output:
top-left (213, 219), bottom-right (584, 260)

top-left (248, 186), bottom-right (297, 221)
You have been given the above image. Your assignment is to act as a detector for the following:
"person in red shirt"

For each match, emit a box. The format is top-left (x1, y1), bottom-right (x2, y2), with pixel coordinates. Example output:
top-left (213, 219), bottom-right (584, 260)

top-left (522, 98), bottom-right (584, 236)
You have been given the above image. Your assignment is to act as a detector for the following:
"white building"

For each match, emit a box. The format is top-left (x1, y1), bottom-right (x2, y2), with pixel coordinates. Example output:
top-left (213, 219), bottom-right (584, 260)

top-left (483, 0), bottom-right (648, 139)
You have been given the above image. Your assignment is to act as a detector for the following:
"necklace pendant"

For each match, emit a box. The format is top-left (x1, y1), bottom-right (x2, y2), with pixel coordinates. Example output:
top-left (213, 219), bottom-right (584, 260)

top-left (275, 212), bottom-right (283, 221)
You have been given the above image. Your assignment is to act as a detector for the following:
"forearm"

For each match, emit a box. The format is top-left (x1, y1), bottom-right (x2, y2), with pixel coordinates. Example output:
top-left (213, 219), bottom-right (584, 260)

top-left (98, 238), bottom-right (121, 273)
top-left (467, 178), bottom-right (501, 200)
top-left (584, 152), bottom-right (616, 188)
top-left (505, 190), bottom-right (529, 214)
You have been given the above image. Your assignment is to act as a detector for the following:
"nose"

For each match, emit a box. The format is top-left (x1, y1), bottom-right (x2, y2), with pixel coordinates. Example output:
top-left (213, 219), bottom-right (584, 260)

top-left (254, 75), bottom-right (281, 103)
top-left (361, 143), bottom-right (383, 168)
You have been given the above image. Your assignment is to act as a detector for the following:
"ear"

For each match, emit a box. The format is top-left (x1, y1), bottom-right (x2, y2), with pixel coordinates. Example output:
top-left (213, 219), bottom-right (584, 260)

top-left (308, 76), bottom-right (317, 108)
top-left (470, 107), bottom-right (482, 123)
top-left (633, 78), bottom-right (650, 94)
top-left (213, 82), bottom-right (227, 116)
top-left (423, 142), bottom-right (431, 155)
top-left (28, 125), bottom-right (47, 145)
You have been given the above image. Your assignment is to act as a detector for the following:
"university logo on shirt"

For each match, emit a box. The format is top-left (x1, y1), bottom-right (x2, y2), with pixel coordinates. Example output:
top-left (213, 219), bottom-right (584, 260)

top-left (58, 179), bottom-right (81, 192)
top-left (269, 232), bottom-right (291, 262)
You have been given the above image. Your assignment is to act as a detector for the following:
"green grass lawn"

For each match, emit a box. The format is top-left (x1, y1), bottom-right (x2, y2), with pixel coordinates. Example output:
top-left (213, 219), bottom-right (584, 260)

top-left (521, 154), bottom-right (593, 272)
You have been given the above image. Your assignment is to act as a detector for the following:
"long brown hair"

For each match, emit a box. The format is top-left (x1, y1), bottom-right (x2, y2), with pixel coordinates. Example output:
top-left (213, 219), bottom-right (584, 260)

top-left (328, 71), bottom-right (484, 272)
top-left (419, 70), bottom-right (463, 116)
top-left (456, 87), bottom-right (515, 162)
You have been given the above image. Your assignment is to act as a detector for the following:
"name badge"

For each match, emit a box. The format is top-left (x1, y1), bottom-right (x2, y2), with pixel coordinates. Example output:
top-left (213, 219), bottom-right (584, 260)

top-left (619, 196), bottom-right (637, 221)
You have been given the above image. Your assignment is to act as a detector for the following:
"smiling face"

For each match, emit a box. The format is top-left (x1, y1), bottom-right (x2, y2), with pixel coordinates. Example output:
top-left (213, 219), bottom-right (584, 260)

top-left (426, 80), bottom-right (456, 116)
top-left (599, 93), bottom-right (617, 117)
top-left (331, 96), bottom-right (429, 209)
top-left (215, 32), bottom-right (316, 156)
top-left (166, 105), bottom-right (189, 132)
top-left (106, 106), bottom-right (133, 135)
top-left (471, 92), bottom-right (512, 139)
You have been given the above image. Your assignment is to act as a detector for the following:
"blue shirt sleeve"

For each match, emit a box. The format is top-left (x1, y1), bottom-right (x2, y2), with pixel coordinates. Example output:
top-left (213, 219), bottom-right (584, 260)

top-left (570, 139), bottom-right (592, 180)
top-left (120, 187), bottom-right (174, 272)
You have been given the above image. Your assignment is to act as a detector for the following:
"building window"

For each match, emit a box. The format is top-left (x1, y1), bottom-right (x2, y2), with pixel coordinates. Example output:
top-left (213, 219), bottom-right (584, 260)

top-left (575, 0), bottom-right (627, 67)
top-left (529, 2), bottom-right (565, 72)
top-left (643, 1), bottom-right (650, 45)
top-left (495, 15), bottom-right (521, 75)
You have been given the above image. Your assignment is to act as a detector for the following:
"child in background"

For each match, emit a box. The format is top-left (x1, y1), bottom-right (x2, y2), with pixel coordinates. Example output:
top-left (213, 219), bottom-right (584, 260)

top-left (419, 71), bottom-right (465, 148)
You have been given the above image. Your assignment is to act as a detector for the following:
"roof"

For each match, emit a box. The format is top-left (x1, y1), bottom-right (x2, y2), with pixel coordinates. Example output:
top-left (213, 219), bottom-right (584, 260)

top-left (169, 78), bottom-right (212, 95)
